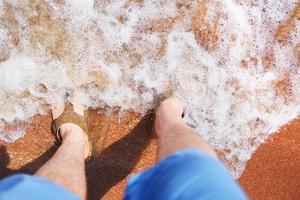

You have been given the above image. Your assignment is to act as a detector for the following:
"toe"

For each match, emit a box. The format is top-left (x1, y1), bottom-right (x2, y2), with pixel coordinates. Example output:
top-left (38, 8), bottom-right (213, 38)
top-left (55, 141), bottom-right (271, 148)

top-left (51, 100), bottom-right (65, 119)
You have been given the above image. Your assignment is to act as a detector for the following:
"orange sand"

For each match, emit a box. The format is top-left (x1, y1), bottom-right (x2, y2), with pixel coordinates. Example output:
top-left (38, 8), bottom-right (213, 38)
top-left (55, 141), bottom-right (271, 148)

top-left (239, 118), bottom-right (300, 200)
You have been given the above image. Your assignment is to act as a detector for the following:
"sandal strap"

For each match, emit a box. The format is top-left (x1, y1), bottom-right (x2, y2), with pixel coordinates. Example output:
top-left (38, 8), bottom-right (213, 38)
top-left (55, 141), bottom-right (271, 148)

top-left (52, 103), bottom-right (88, 135)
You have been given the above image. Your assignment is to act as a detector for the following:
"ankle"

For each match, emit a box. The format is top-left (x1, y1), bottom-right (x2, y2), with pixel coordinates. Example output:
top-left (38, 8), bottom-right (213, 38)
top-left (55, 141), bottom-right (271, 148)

top-left (62, 138), bottom-right (87, 161)
top-left (155, 119), bottom-right (186, 138)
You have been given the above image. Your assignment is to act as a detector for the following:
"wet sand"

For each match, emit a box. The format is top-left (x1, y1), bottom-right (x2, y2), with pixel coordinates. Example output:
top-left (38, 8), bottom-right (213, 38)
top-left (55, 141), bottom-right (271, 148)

top-left (0, 110), bottom-right (299, 200)
top-left (239, 118), bottom-right (300, 200)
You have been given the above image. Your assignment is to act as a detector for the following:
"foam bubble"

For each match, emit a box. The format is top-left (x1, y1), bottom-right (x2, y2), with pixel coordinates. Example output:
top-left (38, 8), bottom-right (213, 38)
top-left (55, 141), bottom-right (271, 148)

top-left (0, 119), bottom-right (25, 143)
top-left (0, 0), bottom-right (299, 177)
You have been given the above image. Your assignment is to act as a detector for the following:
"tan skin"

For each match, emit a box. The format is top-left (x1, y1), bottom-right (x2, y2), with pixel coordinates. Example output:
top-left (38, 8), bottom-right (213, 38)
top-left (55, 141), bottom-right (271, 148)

top-left (35, 98), bottom-right (217, 199)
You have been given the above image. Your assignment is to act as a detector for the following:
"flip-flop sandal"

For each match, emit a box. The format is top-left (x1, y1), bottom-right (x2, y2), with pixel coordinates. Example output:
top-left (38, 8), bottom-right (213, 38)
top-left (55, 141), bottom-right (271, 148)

top-left (151, 95), bottom-right (186, 138)
top-left (51, 103), bottom-right (92, 160)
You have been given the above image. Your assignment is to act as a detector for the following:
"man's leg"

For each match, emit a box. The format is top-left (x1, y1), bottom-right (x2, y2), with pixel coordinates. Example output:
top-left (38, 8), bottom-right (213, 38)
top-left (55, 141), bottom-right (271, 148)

top-left (154, 98), bottom-right (217, 160)
top-left (124, 98), bottom-right (248, 200)
top-left (35, 118), bottom-right (89, 199)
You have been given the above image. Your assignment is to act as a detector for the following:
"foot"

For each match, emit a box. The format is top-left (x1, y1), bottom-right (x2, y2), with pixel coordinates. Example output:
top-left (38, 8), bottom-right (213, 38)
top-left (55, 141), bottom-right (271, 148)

top-left (52, 101), bottom-right (90, 160)
top-left (154, 98), bottom-right (185, 137)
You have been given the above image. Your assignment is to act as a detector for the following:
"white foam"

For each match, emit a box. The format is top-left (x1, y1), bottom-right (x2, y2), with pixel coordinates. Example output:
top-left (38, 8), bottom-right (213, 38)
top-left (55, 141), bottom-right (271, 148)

top-left (0, 127), bottom-right (25, 143)
top-left (0, 120), bottom-right (25, 143)
top-left (0, 0), bottom-right (299, 178)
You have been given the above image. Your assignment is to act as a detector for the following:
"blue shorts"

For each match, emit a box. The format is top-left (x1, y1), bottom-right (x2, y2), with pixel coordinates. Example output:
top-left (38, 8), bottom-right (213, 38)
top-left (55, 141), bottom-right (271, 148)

top-left (0, 148), bottom-right (248, 200)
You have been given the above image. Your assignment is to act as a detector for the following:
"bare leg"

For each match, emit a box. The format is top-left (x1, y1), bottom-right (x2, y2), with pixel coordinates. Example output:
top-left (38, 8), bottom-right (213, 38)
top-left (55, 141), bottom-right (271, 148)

top-left (35, 105), bottom-right (89, 200)
top-left (155, 98), bottom-right (217, 161)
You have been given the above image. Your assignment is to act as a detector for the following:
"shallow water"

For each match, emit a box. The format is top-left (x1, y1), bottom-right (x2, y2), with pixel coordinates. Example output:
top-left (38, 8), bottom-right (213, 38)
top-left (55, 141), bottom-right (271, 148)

top-left (0, 0), bottom-right (299, 177)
